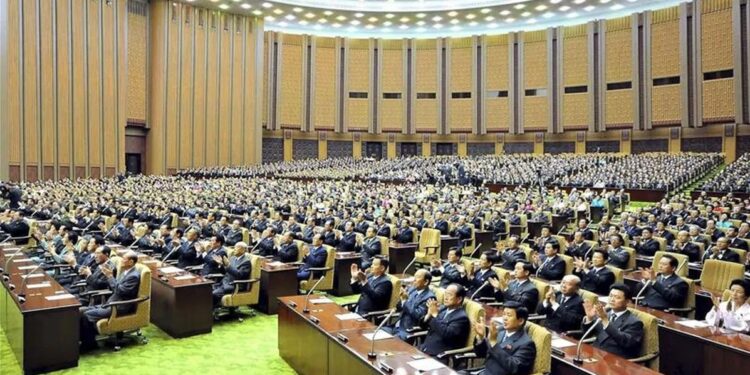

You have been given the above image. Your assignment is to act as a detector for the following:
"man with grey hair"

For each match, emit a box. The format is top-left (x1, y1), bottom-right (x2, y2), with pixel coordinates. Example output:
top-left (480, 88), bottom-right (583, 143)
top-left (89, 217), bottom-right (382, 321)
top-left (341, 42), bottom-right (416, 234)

top-left (212, 242), bottom-right (252, 307)
top-left (536, 274), bottom-right (585, 333)
top-left (79, 250), bottom-right (142, 351)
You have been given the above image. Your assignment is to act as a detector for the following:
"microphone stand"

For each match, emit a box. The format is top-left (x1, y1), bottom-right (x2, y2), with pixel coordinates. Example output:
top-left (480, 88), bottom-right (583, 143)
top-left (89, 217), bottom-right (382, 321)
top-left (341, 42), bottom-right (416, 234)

top-left (302, 276), bottom-right (326, 313)
top-left (573, 318), bottom-right (601, 365)
top-left (367, 308), bottom-right (397, 359)
top-left (467, 243), bottom-right (483, 259)
top-left (16, 261), bottom-right (45, 303)
top-left (1, 248), bottom-right (24, 279)
top-left (470, 280), bottom-right (490, 300)
top-left (401, 256), bottom-right (417, 276)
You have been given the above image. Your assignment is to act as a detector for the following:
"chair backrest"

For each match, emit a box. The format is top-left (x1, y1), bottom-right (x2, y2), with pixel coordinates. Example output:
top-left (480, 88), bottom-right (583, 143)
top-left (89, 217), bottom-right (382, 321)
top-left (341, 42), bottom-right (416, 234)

top-left (551, 235), bottom-right (568, 254)
top-left (681, 276), bottom-right (696, 317)
top-left (491, 266), bottom-right (512, 282)
top-left (462, 299), bottom-right (486, 350)
top-left (530, 279), bottom-right (551, 310)
top-left (248, 253), bottom-right (262, 279)
top-left (377, 235), bottom-right (390, 257)
top-left (526, 322), bottom-right (552, 375)
top-left (461, 258), bottom-right (475, 276)
top-left (627, 307), bottom-right (660, 370)
top-left (691, 241), bottom-right (706, 260)
top-left (579, 288), bottom-right (599, 304)
top-left (430, 285), bottom-right (445, 304)
top-left (721, 288), bottom-right (732, 302)
top-left (623, 246), bottom-right (636, 270)
top-left (559, 254), bottom-right (574, 276)
top-left (729, 247), bottom-right (747, 262)
top-left (652, 237), bottom-right (667, 253)
top-left (386, 274), bottom-right (402, 310)
top-left (605, 265), bottom-right (624, 284)
top-left (418, 228), bottom-right (441, 254)
top-left (700, 259), bottom-right (746, 291)
top-left (652, 251), bottom-right (689, 277)
top-left (292, 240), bottom-right (306, 262)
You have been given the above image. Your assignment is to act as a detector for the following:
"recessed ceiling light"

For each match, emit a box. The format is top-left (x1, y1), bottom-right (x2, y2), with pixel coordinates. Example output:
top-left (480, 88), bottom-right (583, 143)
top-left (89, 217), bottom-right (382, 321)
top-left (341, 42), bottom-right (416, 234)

top-left (318, 18), bottom-right (327, 23)
top-left (505, 17), bottom-right (515, 23)
top-left (416, 20), bottom-right (426, 26)
top-left (292, 7), bottom-right (303, 12)
top-left (305, 13), bottom-right (315, 18)
top-left (383, 21), bottom-right (392, 26)
top-left (542, 12), bottom-right (555, 18)
top-left (485, 16), bottom-right (495, 21)
top-left (261, 2), bottom-right (272, 9)
top-left (332, 23), bottom-right (341, 28)
top-left (365, 24), bottom-right (375, 29)
top-left (368, 17), bottom-right (378, 22)
top-left (252, 10), bottom-right (262, 15)
top-left (278, 21), bottom-right (288, 26)
top-left (336, 15), bottom-right (346, 21)
top-left (219, 4), bottom-right (229, 9)
top-left (574, 0), bottom-right (586, 4)
top-left (400, 17), bottom-right (410, 22)
top-left (536, 5), bottom-right (547, 11)
top-left (469, 21), bottom-right (478, 26)
top-left (433, 23), bottom-right (443, 29)
top-left (350, 20), bottom-right (360, 25)
top-left (514, 4), bottom-right (526, 9)
top-left (567, 12), bottom-right (579, 18)
top-left (323, 10), bottom-right (333, 16)
top-left (521, 11), bottom-right (531, 17)
top-left (285, 14), bottom-right (295, 20)
top-left (480, 8), bottom-right (491, 14)
top-left (550, 0), bottom-right (563, 3)
top-left (600, 0), bottom-right (611, 3)
top-left (416, 13), bottom-right (426, 18)
top-left (399, 24), bottom-right (409, 29)
top-left (264, 15), bottom-right (275, 21)
top-left (272, 9), bottom-right (283, 15)
top-left (448, 11), bottom-right (458, 17)
top-left (240, 3), bottom-right (251, 9)
top-left (500, 10), bottom-right (511, 16)
top-left (354, 13), bottom-right (364, 18)
top-left (450, 18), bottom-right (460, 24)
top-left (466, 14), bottom-right (476, 19)
top-left (611, 4), bottom-right (624, 10)
top-left (488, 22), bottom-right (498, 28)
top-left (432, 16), bottom-right (442, 21)
top-left (298, 20), bottom-right (308, 25)
top-left (559, 5), bottom-right (570, 11)
top-left (584, 5), bottom-right (596, 11)
top-left (385, 13), bottom-right (394, 18)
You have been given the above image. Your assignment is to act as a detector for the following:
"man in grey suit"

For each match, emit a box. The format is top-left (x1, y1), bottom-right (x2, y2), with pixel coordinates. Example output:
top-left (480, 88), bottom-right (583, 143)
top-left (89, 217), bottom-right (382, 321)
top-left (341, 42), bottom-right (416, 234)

top-left (388, 269), bottom-right (435, 341)
top-left (212, 242), bottom-right (252, 307)
top-left (79, 250), bottom-right (142, 351)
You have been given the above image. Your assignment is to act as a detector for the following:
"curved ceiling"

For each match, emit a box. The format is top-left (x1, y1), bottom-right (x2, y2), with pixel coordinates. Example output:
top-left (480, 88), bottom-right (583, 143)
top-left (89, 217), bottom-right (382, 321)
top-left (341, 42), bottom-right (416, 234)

top-left (183, 0), bottom-right (685, 38)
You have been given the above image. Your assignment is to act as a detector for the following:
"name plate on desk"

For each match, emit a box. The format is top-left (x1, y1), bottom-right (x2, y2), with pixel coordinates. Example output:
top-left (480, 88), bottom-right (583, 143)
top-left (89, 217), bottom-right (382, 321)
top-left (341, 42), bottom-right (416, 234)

top-left (21, 273), bottom-right (45, 279)
top-left (27, 282), bottom-right (52, 289)
top-left (173, 275), bottom-right (195, 281)
top-left (335, 313), bottom-right (363, 321)
top-left (675, 320), bottom-right (712, 329)
top-left (17, 265), bottom-right (38, 270)
top-left (12, 258), bottom-right (33, 263)
top-left (363, 331), bottom-right (393, 341)
top-left (407, 358), bottom-right (445, 372)
top-left (159, 266), bottom-right (182, 274)
top-left (551, 337), bottom-right (577, 349)
top-left (45, 293), bottom-right (77, 301)
top-left (310, 297), bottom-right (334, 304)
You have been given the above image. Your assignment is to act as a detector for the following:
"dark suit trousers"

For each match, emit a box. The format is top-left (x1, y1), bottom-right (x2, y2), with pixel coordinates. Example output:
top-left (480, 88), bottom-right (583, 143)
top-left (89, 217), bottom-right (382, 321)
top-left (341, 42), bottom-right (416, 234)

top-left (79, 306), bottom-right (112, 347)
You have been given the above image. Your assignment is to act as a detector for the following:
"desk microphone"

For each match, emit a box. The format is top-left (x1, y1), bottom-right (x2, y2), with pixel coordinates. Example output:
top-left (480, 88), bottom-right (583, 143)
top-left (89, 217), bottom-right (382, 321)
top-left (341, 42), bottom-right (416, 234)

top-left (367, 308), bottom-right (397, 359)
top-left (470, 280), bottom-right (490, 300)
top-left (468, 243), bottom-right (483, 259)
top-left (402, 256), bottom-right (417, 276)
top-left (16, 261), bottom-right (45, 303)
top-left (159, 244), bottom-right (181, 269)
top-left (573, 318), bottom-right (601, 365)
top-left (302, 275), bottom-right (326, 313)
top-left (1, 249), bottom-right (23, 280)
top-left (102, 224), bottom-right (117, 240)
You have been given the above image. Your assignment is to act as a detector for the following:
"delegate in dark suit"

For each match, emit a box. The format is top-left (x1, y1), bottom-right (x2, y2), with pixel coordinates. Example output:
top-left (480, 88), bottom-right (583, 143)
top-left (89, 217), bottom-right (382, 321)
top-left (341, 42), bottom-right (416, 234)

top-left (80, 265), bottom-right (142, 348)
top-left (576, 266), bottom-right (615, 296)
top-left (566, 242), bottom-right (592, 260)
top-left (419, 306), bottom-right (471, 356)
top-left (473, 329), bottom-right (536, 375)
top-left (278, 242), bottom-right (299, 263)
top-left (431, 263), bottom-right (467, 288)
top-left (607, 247), bottom-right (630, 269)
top-left (212, 254), bottom-right (252, 307)
top-left (499, 248), bottom-right (526, 270)
top-left (177, 240), bottom-right (202, 268)
top-left (390, 287), bottom-right (435, 340)
top-left (351, 275), bottom-right (393, 315)
top-left (201, 247), bottom-right (228, 277)
top-left (296, 245), bottom-right (328, 280)
top-left (338, 231), bottom-right (359, 252)
top-left (537, 292), bottom-right (585, 332)
top-left (255, 237), bottom-right (276, 257)
top-left (638, 275), bottom-right (688, 310)
top-left (496, 280), bottom-right (539, 312)
top-left (534, 255), bottom-right (565, 281)
top-left (671, 242), bottom-right (701, 262)
top-left (634, 239), bottom-right (660, 256)
top-left (360, 236), bottom-right (382, 270)
top-left (396, 227), bottom-right (414, 244)
top-left (582, 310), bottom-right (644, 359)
top-left (467, 268), bottom-right (497, 300)
top-left (434, 220), bottom-right (450, 236)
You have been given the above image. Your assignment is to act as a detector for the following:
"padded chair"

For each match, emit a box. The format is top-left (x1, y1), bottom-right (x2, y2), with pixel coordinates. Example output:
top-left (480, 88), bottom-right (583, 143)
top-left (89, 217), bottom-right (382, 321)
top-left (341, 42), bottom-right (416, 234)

top-left (299, 244), bottom-right (336, 293)
top-left (414, 228), bottom-right (441, 265)
top-left (360, 274), bottom-right (402, 324)
top-left (728, 247), bottom-right (747, 263)
top-left (665, 276), bottom-right (696, 318)
top-left (606, 265), bottom-right (625, 284)
top-left (652, 251), bottom-right (689, 277)
top-left (551, 235), bottom-right (569, 254)
top-left (626, 307), bottom-right (660, 370)
top-left (292, 240), bottom-right (306, 262)
top-left (579, 288), bottom-right (599, 304)
top-left (622, 246), bottom-right (637, 271)
top-left (652, 237), bottom-right (667, 253)
top-left (438, 299), bottom-right (486, 366)
top-left (559, 254), bottom-right (574, 278)
top-left (377, 235), bottom-right (390, 258)
top-left (95, 263), bottom-right (151, 351)
top-left (215, 253), bottom-right (261, 321)
top-left (699, 259), bottom-right (746, 291)
top-left (526, 322), bottom-right (553, 375)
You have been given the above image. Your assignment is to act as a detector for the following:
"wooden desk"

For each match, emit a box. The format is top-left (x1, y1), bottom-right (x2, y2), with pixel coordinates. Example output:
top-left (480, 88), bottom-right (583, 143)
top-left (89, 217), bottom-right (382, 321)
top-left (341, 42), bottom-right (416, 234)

top-left (278, 295), bottom-right (457, 375)
top-left (150, 270), bottom-right (214, 338)
top-left (259, 262), bottom-right (299, 314)
top-left (387, 242), bottom-right (416, 274)
top-left (331, 253), bottom-right (361, 297)
top-left (632, 305), bottom-right (750, 375)
top-left (483, 304), bottom-right (659, 375)
top-left (528, 220), bottom-right (545, 239)
top-left (0, 247), bottom-right (81, 374)
top-left (111, 245), bottom-right (214, 338)
top-left (439, 236), bottom-right (458, 259)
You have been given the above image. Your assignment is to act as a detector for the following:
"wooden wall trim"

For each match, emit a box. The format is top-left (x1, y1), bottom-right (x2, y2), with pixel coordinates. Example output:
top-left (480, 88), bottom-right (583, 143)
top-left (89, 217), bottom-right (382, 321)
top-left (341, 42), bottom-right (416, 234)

top-left (0, 0), bottom-right (8, 180)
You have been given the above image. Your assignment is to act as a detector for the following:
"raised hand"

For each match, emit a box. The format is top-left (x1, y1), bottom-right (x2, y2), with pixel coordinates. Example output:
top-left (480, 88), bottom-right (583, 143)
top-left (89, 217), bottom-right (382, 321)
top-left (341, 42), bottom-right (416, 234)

top-left (473, 321), bottom-right (486, 339)
top-left (583, 299), bottom-right (597, 321)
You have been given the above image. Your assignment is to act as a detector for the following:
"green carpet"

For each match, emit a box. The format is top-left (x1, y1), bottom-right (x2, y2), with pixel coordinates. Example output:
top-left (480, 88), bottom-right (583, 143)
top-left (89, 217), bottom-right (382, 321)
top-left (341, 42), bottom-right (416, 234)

top-left (0, 293), bottom-right (362, 374)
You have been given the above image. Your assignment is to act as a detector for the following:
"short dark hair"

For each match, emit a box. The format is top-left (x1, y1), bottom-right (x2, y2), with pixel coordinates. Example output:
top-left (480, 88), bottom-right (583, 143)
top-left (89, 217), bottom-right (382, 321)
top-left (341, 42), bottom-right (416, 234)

top-left (481, 251), bottom-right (495, 265)
top-left (449, 248), bottom-right (463, 259)
top-left (93, 235), bottom-right (105, 246)
top-left (174, 228), bottom-right (184, 237)
top-left (214, 234), bottom-right (225, 245)
top-left (641, 227), bottom-right (652, 234)
top-left (422, 270), bottom-right (433, 283)
top-left (610, 283), bottom-right (632, 300)
top-left (593, 248), bottom-right (609, 260)
top-left (451, 284), bottom-right (467, 301)
top-left (730, 278), bottom-right (750, 297)
top-left (67, 233), bottom-right (79, 245)
top-left (503, 301), bottom-right (529, 326)
top-left (661, 253), bottom-right (679, 268)
top-left (374, 255), bottom-right (389, 271)
top-left (101, 246), bottom-right (111, 257)
top-left (547, 241), bottom-right (560, 252)
top-left (611, 233), bottom-right (624, 244)
top-left (519, 261), bottom-right (534, 273)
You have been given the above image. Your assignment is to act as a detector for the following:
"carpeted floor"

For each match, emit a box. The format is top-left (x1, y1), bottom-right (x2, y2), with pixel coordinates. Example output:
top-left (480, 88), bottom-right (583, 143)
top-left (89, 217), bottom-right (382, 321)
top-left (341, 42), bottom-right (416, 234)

top-left (0, 294), bottom-right (360, 374)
